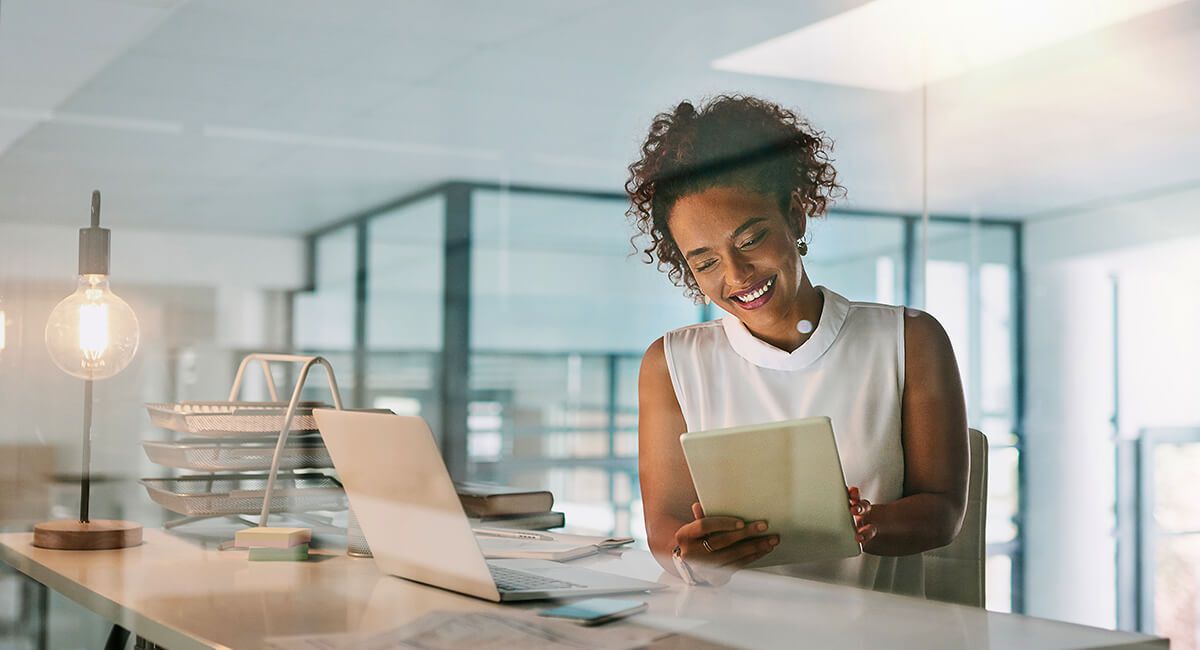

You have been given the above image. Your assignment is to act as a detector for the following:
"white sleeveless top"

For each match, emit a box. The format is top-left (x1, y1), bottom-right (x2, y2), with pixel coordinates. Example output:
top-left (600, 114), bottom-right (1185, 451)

top-left (662, 286), bottom-right (924, 597)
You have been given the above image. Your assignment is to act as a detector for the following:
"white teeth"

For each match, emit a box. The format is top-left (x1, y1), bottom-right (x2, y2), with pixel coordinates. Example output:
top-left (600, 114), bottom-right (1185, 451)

top-left (734, 277), bottom-right (774, 303)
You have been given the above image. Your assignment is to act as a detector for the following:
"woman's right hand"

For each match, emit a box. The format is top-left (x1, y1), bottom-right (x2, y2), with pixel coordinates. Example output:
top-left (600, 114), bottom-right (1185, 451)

top-left (673, 502), bottom-right (779, 586)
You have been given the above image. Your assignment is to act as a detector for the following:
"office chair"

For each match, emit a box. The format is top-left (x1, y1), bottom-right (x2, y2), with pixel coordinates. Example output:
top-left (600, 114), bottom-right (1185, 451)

top-left (923, 428), bottom-right (989, 607)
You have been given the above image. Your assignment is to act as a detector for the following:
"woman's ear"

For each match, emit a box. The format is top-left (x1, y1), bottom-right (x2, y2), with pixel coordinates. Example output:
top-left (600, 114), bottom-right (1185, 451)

top-left (789, 191), bottom-right (807, 240)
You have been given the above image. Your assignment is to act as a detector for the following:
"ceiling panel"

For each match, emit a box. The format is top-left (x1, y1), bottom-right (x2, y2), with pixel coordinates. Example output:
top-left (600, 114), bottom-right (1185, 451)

top-left (0, 0), bottom-right (1197, 235)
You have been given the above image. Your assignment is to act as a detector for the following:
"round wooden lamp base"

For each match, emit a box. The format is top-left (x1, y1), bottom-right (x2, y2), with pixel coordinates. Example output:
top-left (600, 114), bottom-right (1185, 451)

top-left (32, 520), bottom-right (143, 550)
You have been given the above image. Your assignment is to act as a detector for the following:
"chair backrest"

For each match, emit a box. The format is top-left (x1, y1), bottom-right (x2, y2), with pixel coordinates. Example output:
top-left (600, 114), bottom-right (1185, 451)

top-left (923, 428), bottom-right (988, 607)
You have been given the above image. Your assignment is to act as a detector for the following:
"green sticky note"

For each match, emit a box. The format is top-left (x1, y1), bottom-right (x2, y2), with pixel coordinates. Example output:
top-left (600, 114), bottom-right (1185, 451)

top-left (248, 543), bottom-right (309, 561)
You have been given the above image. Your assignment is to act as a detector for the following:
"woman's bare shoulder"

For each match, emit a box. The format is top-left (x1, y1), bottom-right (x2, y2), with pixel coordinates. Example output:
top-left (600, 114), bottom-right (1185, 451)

top-left (902, 307), bottom-right (954, 354)
top-left (639, 336), bottom-right (683, 417)
top-left (640, 337), bottom-right (670, 384)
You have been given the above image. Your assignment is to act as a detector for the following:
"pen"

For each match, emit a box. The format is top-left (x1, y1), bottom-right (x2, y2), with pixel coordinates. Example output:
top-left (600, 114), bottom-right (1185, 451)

top-left (473, 528), bottom-right (554, 541)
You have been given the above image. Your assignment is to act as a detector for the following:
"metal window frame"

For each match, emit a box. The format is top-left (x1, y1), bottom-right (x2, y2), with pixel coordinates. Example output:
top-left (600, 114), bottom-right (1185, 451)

top-left (1123, 426), bottom-right (1200, 633)
top-left (298, 179), bottom-right (1026, 609)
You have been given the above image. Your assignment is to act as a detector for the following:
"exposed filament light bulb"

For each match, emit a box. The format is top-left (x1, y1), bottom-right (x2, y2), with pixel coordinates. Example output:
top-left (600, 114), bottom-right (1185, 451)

top-left (46, 274), bottom-right (137, 379)
top-left (79, 302), bottom-right (109, 361)
top-left (44, 192), bottom-right (140, 381)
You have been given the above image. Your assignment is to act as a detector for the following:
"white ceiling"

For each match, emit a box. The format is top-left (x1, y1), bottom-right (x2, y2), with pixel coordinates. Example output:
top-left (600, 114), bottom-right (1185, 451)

top-left (0, 0), bottom-right (1198, 235)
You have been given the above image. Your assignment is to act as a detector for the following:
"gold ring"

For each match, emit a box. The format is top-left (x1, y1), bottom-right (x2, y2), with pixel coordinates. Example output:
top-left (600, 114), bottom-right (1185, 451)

top-left (702, 537), bottom-right (714, 553)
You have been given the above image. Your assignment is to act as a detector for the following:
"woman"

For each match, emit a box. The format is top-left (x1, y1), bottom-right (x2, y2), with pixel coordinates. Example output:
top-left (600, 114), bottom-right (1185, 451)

top-left (629, 95), bottom-right (969, 595)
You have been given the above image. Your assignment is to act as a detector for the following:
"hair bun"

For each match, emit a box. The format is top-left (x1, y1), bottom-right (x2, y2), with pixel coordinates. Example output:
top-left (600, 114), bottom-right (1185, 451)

top-left (675, 101), bottom-right (697, 119)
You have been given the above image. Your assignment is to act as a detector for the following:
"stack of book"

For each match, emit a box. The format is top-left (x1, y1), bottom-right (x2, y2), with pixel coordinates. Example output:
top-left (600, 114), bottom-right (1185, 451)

top-left (454, 481), bottom-right (563, 530)
top-left (236, 527), bottom-right (311, 561)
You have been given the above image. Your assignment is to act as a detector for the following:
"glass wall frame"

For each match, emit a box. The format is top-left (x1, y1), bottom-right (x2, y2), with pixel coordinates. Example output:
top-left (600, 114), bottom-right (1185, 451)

top-left (297, 180), bottom-right (1025, 611)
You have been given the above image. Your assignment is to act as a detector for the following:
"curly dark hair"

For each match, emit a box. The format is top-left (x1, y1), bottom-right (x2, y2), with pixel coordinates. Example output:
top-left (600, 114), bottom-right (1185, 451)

top-left (625, 94), bottom-right (844, 300)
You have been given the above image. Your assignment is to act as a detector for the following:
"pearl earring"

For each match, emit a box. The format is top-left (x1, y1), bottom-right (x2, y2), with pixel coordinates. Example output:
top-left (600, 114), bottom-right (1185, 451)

top-left (703, 294), bottom-right (711, 305)
top-left (796, 239), bottom-right (808, 256)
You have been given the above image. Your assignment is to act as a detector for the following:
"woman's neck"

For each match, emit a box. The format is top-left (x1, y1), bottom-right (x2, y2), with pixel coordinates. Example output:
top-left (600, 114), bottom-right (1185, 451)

top-left (742, 272), bottom-right (823, 353)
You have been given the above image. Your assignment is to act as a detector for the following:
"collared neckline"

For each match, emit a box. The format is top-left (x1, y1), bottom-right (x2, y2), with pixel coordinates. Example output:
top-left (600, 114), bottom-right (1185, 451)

top-left (720, 285), bottom-right (850, 371)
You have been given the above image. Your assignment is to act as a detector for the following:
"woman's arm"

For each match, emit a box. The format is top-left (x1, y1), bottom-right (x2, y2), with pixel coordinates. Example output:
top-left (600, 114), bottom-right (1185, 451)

top-left (638, 337), bottom-right (696, 572)
top-left (638, 338), bottom-right (776, 579)
top-left (858, 309), bottom-right (970, 556)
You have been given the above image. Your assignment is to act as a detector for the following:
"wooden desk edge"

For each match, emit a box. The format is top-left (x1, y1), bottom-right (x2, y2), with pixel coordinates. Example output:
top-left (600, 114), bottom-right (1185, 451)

top-left (0, 532), bottom-right (228, 650)
top-left (0, 531), bottom-right (1172, 650)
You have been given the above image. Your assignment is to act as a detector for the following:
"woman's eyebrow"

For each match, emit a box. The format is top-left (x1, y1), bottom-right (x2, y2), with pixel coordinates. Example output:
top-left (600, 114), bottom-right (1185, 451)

top-left (731, 217), bottom-right (767, 238)
top-left (685, 216), bottom-right (769, 259)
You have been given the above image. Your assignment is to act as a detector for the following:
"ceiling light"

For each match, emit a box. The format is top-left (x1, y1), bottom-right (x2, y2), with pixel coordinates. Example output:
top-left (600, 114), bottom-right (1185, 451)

top-left (713, 0), bottom-right (1186, 91)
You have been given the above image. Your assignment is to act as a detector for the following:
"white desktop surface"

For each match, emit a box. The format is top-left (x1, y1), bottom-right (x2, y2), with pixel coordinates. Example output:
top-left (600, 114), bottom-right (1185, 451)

top-left (0, 528), bottom-right (1165, 650)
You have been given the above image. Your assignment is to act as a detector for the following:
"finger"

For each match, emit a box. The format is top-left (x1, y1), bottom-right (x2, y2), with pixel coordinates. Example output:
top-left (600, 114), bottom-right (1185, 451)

top-left (856, 524), bottom-right (877, 544)
top-left (683, 534), bottom-right (773, 565)
top-left (849, 498), bottom-right (872, 517)
top-left (703, 521), bottom-right (769, 552)
top-left (692, 502), bottom-right (705, 520)
top-left (848, 486), bottom-right (860, 503)
top-left (721, 546), bottom-right (775, 570)
top-left (717, 536), bottom-right (780, 568)
top-left (674, 517), bottom-right (746, 547)
top-left (692, 516), bottom-right (749, 536)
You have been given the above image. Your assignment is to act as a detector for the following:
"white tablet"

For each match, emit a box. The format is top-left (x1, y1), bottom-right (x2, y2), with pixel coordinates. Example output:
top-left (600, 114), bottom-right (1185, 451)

top-left (679, 416), bottom-right (861, 567)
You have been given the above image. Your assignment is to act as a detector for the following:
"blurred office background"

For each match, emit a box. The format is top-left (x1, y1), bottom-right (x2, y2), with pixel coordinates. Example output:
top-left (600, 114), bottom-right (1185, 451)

top-left (0, 0), bottom-right (1198, 647)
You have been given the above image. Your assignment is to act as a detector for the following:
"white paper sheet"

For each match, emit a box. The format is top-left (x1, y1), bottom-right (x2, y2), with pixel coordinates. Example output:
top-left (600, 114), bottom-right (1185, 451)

top-left (474, 536), bottom-right (599, 560)
top-left (265, 610), bottom-right (670, 650)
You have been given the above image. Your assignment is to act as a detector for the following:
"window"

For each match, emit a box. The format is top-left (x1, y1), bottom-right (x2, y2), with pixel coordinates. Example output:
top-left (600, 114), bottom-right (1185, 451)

top-left (1137, 428), bottom-right (1200, 648)
top-left (300, 183), bottom-right (1023, 610)
top-left (924, 221), bottom-right (1021, 612)
top-left (467, 189), bottom-right (700, 535)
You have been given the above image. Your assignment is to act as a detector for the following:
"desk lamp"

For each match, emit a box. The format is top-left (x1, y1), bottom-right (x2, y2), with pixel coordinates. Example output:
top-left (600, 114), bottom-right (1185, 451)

top-left (34, 190), bottom-right (142, 550)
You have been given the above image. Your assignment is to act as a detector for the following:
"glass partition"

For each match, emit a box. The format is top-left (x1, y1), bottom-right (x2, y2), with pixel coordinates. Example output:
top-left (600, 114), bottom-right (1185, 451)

top-left (17, 5), bottom-right (1162, 645)
top-left (294, 225), bottom-right (358, 404)
top-left (922, 220), bottom-right (1021, 611)
top-left (805, 214), bottom-right (907, 304)
top-left (304, 184), bottom-right (1020, 565)
top-left (467, 188), bottom-right (699, 534)
top-left (363, 196), bottom-right (444, 432)
top-left (470, 189), bottom-right (701, 353)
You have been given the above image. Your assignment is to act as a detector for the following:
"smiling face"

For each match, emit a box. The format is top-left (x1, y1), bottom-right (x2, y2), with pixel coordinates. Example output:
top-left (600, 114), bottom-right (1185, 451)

top-left (669, 186), bottom-right (809, 336)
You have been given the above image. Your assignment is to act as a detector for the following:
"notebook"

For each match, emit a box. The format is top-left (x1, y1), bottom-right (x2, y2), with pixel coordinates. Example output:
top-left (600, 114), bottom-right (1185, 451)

top-left (455, 481), bottom-right (555, 517)
top-left (469, 511), bottom-right (565, 531)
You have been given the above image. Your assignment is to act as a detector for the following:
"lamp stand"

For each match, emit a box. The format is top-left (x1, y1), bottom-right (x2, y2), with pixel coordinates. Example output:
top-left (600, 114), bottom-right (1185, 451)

top-left (32, 379), bottom-right (142, 550)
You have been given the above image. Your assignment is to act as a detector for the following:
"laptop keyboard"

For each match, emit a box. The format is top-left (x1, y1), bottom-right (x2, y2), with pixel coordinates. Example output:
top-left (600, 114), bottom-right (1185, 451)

top-left (489, 565), bottom-right (584, 592)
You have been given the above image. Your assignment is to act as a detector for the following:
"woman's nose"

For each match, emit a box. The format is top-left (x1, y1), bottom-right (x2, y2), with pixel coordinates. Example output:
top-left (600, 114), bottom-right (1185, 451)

top-left (725, 255), bottom-right (755, 288)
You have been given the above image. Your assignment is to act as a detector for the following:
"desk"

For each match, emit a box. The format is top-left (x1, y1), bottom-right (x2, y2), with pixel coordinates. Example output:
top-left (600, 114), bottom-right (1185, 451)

top-left (0, 528), bottom-right (1165, 650)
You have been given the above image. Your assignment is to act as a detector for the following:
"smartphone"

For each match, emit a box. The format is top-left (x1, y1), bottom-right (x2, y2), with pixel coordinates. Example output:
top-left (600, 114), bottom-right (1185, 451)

top-left (537, 598), bottom-right (648, 626)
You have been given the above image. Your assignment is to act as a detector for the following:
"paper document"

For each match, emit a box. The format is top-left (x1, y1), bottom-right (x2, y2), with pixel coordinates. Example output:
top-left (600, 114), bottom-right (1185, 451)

top-left (265, 610), bottom-right (670, 649)
top-left (475, 535), bottom-right (598, 561)
top-left (472, 528), bottom-right (635, 549)
top-left (544, 531), bottom-right (635, 548)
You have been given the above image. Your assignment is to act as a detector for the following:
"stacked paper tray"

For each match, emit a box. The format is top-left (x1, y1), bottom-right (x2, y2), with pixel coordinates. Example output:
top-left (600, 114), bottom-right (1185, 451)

top-left (141, 437), bottom-right (332, 472)
top-left (144, 401), bottom-right (330, 437)
top-left (140, 474), bottom-right (347, 517)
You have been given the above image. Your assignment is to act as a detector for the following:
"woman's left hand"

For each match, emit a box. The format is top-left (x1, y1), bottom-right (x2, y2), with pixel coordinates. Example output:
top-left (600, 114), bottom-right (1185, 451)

top-left (848, 486), bottom-right (878, 546)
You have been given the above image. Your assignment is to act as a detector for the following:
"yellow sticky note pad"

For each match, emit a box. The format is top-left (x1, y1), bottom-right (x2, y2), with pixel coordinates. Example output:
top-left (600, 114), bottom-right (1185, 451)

top-left (235, 527), bottom-right (312, 549)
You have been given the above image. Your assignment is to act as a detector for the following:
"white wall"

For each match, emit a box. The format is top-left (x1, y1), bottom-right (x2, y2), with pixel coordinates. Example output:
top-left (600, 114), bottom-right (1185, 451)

top-left (0, 222), bottom-right (303, 289)
top-left (1023, 255), bottom-right (1117, 626)
top-left (1023, 187), bottom-right (1200, 628)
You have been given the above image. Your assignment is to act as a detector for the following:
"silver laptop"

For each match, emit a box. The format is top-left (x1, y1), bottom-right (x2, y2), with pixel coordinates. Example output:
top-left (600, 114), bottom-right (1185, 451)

top-left (314, 408), bottom-right (664, 602)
